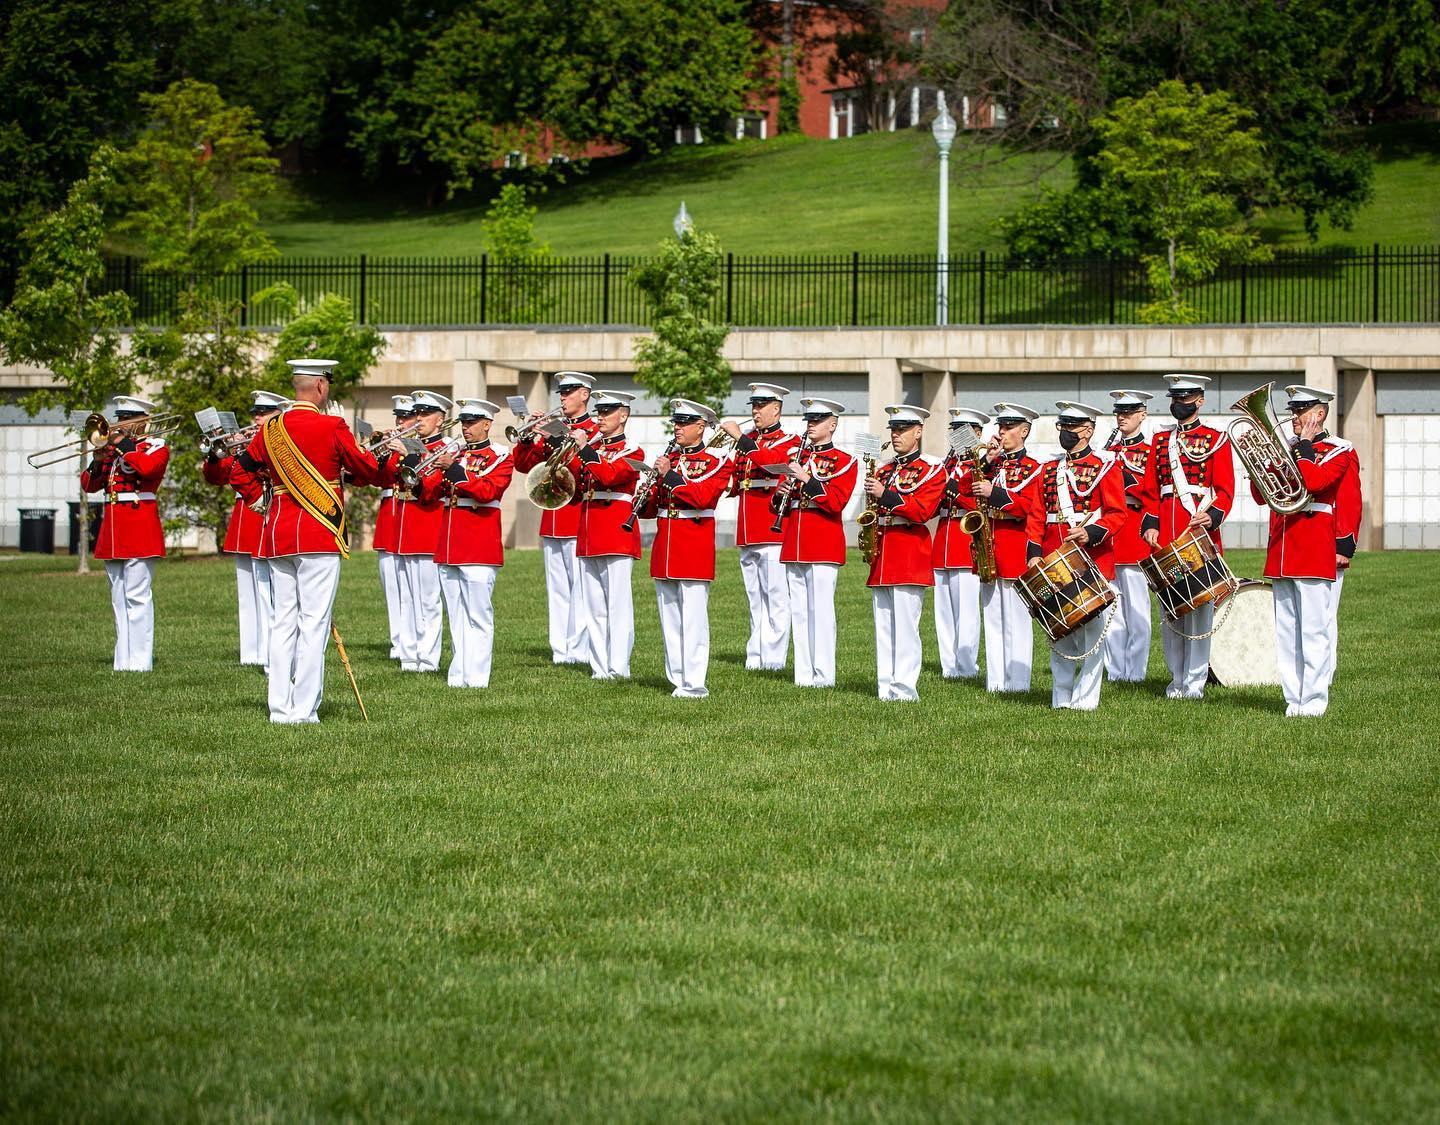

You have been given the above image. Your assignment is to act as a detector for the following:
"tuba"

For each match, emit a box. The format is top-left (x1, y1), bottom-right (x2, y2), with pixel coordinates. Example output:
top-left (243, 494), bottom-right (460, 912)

top-left (1227, 382), bottom-right (1311, 515)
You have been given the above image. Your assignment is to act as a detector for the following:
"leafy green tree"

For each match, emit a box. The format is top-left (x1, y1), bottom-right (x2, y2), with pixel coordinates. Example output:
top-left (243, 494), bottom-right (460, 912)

top-left (1335, 0), bottom-right (1440, 115)
top-left (482, 184), bottom-right (556, 323)
top-left (630, 228), bottom-right (732, 414)
top-left (1092, 82), bottom-right (1273, 323)
top-left (0, 149), bottom-right (149, 573)
top-left (113, 79), bottom-right (280, 279)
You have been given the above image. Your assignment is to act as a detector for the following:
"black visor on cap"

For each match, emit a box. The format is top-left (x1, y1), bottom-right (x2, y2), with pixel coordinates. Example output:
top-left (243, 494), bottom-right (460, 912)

top-left (802, 410), bottom-right (834, 420)
top-left (251, 405), bottom-right (276, 415)
top-left (1167, 389), bottom-right (1202, 398)
top-left (458, 410), bottom-right (487, 419)
top-left (672, 413), bottom-right (702, 423)
top-left (1113, 404), bottom-right (1143, 414)
top-left (1288, 399), bottom-right (1322, 412)
top-left (412, 405), bottom-right (443, 415)
top-left (748, 395), bottom-right (779, 404)
top-left (596, 402), bottom-right (624, 413)
top-left (114, 411), bottom-right (146, 419)
top-left (888, 419), bottom-right (920, 429)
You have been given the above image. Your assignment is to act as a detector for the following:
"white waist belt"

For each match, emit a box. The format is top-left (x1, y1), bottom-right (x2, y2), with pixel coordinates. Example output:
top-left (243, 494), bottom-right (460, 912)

top-left (1301, 502), bottom-right (1334, 514)
top-left (448, 498), bottom-right (501, 510)
top-left (880, 514), bottom-right (919, 526)
top-left (741, 478), bottom-right (778, 490)
top-left (661, 508), bottom-right (716, 519)
top-left (587, 491), bottom-right (634, 503)
top-left (1046, 511), bottom-right (1100, 525)
top-left (1158, 484), bottom-right (1206, 498)
top-left (110, 492), bottom-right (156, 502)
top-left (380, 488), bottom-right (394, 498)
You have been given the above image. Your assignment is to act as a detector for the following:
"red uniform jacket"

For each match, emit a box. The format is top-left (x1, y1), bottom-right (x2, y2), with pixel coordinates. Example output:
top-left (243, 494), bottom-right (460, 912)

top-left (417, 440), bottom-right (513, 566)
top-left (1141, 421), bottom-right (1235, 552)
top-left (573, 434), bottom-right (644, 560)
top-left (954, 449), bottom-right (1044, 580)
top-left (1039, 451), bottom-right (1130, 582)
top-left (81, 437), bottom-right (169, 560)
top-left (776, 443), bottom-right (858, 566)
top-left (932, 455), bottom-right (975, 570)
top-left (728, 424), bottom-right (801, 547)
top-left (642, 445), bottom-right (733, 581)
top-left (1105, 432), bottom-right (1154, 567)
top-left (1334, 446), bottom-right (1363, 561)
top-left (867, 452), bottom-right (946, 587)
top-left (372, 483), bottom-right (401, 553)
top-left (512, 413), bottom-right (601, 538)
top-left (389, 432), bottom-right (452, 556)
top-left (1254, 434), bottom-right (1354, 580)
top-left (241, 402), bottom-right (382, 557)
top-left (202, 454), bottom-right (265, 556)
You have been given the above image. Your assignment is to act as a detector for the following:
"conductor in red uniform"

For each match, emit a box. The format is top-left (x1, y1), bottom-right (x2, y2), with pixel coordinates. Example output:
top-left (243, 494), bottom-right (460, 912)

top-left (864, 404), bottom-right (946, 701)
top-left (641, 399), bottom-right (734, 699)
top-left (1039, 402), bottom-right (1128, 710)
top-left (1101, 389), bottom-right (1154, 683)
top-left (238, 359), bottom-right (384, 724)
top-left (81, 394), bottom-right (170, 672)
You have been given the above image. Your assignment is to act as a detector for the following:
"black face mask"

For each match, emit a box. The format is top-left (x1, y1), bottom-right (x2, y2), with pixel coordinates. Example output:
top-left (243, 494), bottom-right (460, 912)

top-left (1058, 429), bottom-right (1083, 451)
top-left (1170, 400), bottom-right (1199, 421)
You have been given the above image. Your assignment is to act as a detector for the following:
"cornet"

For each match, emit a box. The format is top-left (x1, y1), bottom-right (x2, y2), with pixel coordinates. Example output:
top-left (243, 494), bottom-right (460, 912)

top-left (27, 412), bottom-right (182, 469)
top-left (505, 407), bottom-right (566, 444)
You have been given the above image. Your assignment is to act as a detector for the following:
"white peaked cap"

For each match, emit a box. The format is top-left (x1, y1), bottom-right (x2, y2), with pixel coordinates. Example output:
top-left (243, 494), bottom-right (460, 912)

top-left (250, 390), bottom-right (290, 410)
top-left (593, 389), bottom-right (637, 408)
top-left (747, 382), bottom-right (791, 400)
top-left (671, 398), bottom-right (718, 425)
top-left (1055, 401), bottom-right (1104, 422)
top-left (1284, 384), bottom-right (1336, 405)
top-left (553, 370), bottom-right (596, 390)
top-left (949, 407), bottom-right (990, 426)
top-left (1164, 373), bottom-right (1211, 394)
top-left (288, 358), bottom-right (339, 377)
top-left (992, 402), bottom-right (1039, 423)
top-left (884, 404), bottom-right (930, 425)
top-left (456, 398), bottom-right (502, 419)
top-left (411, 390), bottom-right (454, 413)
top-left (391, 394), bottom-right (416, 413)
top-left (109, 394), bottom-right (158, 414)
top-left (800, 397), bottom-right (846, 417)
top-left (1109, 389), bottom-right (1153, 409)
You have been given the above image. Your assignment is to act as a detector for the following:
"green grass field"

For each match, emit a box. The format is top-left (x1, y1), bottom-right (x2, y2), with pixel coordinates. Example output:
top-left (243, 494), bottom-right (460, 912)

top-left (260, 125), bottom-right (1440, 258)
top-left (2, 548), bottom-right (1437, 1121)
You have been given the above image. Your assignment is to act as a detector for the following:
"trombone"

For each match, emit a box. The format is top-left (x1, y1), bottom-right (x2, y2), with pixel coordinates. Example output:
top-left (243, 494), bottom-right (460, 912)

top-left (27, 412), bottom-right (182, 469)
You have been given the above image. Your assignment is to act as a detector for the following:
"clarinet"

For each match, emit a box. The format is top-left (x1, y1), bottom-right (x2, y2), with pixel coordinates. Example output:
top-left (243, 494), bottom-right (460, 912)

top-left (769, 439), bottom-right (813, 534)
top-left (620, 440), bottom-right (678, 533)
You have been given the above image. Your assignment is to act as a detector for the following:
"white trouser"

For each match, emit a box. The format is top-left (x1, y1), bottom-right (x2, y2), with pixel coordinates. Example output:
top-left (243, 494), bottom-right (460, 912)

top-left (579, 554), bottom-right (634, 679)
top-left (787, 562), bottom-right (839, 687)
top-left (740, 544), bottom-right (790, 670)
top-left (438, 563), bottom-right (498, 688)
top-left (1330, 570), bottom-right (1346, 671)
top-left (932, 568), bottom-right (980, 679)
top-left (1162, 603), bottom-right (1212, 698)
top-left (543, 537), bottom-right (586, 663)
top-left (656, 578), bottom-right (711, 698)
top-left (266, 553), bottom-right (341, 724)
top-left (981, 579), bottom-right (1033, 692)
top-left (1104, 565), bottom-right (1151, 683)
top-left (234, 554), bottom-right (271, 667)
top-left (396, 553), bottom-right (442, 672)
top-left (1274, 577), bottom-right (1336, 716)
top-left (1051, 614), bottom-right (1106, 710)
top-left (105, 558), bottom-right (157, 672)
top-left (873, 585), bottom-right (925, 701)
top-left (377, 550), bottom-right (402, 659)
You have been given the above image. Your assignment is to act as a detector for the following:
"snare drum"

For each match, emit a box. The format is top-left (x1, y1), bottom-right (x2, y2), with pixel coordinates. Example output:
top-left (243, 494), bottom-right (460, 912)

top-left (1140, 525), bottom-right (1239, 622)
top-left (1016, 541), bottom-right (1116, 643)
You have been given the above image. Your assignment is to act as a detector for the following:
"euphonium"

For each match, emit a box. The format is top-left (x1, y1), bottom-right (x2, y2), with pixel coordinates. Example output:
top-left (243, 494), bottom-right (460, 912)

top-left (525, 432), bottom-right (581, 510)
top-left (1227, 382), bottom-right (1311, 515)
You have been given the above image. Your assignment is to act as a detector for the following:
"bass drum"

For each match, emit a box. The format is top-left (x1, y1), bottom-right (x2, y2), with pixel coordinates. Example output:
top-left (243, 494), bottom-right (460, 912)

top-left (1207, 580), bottom-right (1280, 687)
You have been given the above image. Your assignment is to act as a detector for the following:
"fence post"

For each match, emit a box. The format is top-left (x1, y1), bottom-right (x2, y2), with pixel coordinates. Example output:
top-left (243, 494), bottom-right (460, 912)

top-left (240, 265), bottom-right (249, 327)
top-left (850, 251), bottom-right (860, 326)
top-left (479, 254), bottom-right (488, 323)
top-left (1239, 261), bottom-right (1247, 324)
top-left (1372, 243), bottom-right (1380, 322)
top-left (726, 253), bottom-right (735, 323)
top-left (123, 256), bottom-right (134, 317)
top-left (602, 254), bottom-right (612, 325)
top-left (1107, 255), bottom-right (1116, 324)
top-left (978, 251), bottom-right (987, 325)
top-left (358, 254), bottom-right (368, 324)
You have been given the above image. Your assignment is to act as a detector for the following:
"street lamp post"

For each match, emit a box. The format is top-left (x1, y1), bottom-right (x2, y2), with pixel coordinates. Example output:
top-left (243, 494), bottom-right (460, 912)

top-left (931, 94), bottom-right (957, 326)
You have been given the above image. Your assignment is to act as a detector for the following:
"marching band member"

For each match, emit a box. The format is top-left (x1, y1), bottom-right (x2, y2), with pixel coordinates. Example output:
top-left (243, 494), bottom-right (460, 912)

top-left (417, 398), bottom-right (513, 689)
top-left (1257, 385), bottom-right (1355, 716)
top-left (1040, 402), bottom-right (1128, 710)
top-left (963, 403), bottom-right (1044, 693)
top-left (1102, 389), bottom-right (1154, 682)
top-left (775, 398), bottom-right (858, 689)
top-left (932, 407), bottom-right (989, 681)
top-left (81, 394), bottom-right (170, 672)
top-left (387, 390), bottom-right (453, 673)
top-left (642, 400), bottom-right (734, 699)
top-left (864, 405), bottom-right (946, 701)
top-left (239, 359), bottom-right (384, 723)
top-left (201, 389), bottom-right (288, 669)
top-left (721, 383), bottom-right (800, 672)
top-left (1141, 374), bottom-right (1235, 700)
top-left (512, 371), bottom-right (600, 665)
top-left (373, 394), bottom-right (415, 659)
top-left (572, 390), bottom-right (644, 681)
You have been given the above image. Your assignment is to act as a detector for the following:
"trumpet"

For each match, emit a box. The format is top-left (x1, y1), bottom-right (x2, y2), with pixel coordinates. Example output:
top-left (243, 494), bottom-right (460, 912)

top-left (1227, 382), bottom-right (1311, 515)
top-left (362, 417), bottom-right (422, 454)
top-left (505, 407), bottom-right (566, 444)
top-left (27, 412), bottom-right (182, 469)
top-left (397, 431), bottom-right (464, 492)
top-left (201, 420), bottom-right (264, 459)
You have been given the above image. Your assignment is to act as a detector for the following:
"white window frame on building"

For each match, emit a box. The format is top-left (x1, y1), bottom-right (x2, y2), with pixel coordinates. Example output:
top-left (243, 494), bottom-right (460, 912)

top-left (730, 114), bottom-right (768, 141)
top-left (674, 124), bottom-right (705, 145)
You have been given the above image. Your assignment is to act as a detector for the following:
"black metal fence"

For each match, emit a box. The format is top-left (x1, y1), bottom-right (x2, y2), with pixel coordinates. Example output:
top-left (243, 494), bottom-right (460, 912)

top-left (100, 244), bottom-right (1440, 328)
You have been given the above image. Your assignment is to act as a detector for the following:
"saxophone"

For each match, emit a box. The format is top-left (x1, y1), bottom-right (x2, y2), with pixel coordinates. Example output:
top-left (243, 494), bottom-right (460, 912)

top-left (856, 452), bottom-right (880, 565)
top-left (956, 445), bottom-right (998, 583)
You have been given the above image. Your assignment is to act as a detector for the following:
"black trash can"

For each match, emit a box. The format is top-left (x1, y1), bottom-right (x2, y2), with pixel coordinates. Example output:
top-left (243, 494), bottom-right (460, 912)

top-left (68, 501), bottom-right (104, 555)
top-left (19, 508), bottom-right (56, 553)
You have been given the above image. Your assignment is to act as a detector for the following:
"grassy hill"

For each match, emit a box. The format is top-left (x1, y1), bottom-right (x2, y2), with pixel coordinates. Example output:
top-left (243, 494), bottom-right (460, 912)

top-left (261, 123), bottom-right (1440, 259)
